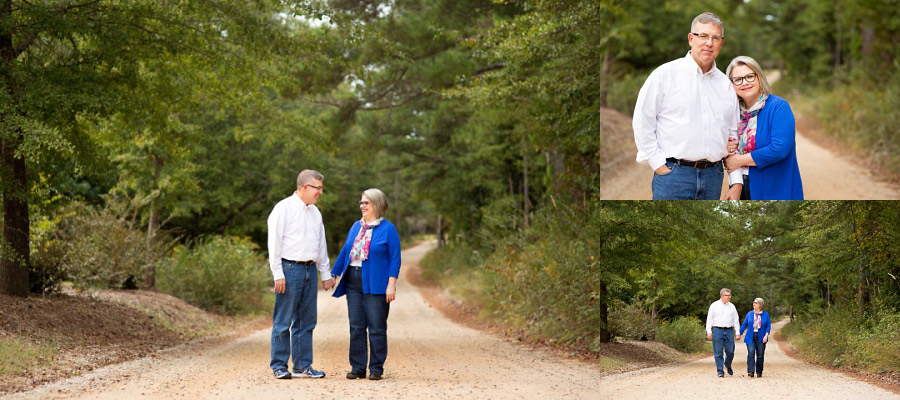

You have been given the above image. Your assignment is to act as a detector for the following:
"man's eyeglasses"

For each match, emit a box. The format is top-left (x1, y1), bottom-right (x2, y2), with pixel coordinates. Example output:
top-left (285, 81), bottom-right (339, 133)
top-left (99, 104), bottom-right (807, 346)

top-left (691, 32), bottom-right (723, 44)
top-left (305, 184), bottom-right (323, 191)
top-left (731, 73), bottom-right (757, 86)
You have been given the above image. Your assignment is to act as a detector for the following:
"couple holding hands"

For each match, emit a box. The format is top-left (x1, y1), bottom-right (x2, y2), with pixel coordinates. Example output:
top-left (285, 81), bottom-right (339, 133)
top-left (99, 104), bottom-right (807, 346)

top-left (634, 12), bottom-right (804, 200)
top-left (267, 170), bottom-right (401, 381)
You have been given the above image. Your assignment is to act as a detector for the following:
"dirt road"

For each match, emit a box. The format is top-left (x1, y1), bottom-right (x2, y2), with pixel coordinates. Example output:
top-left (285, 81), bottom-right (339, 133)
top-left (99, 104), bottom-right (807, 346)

top-left (600, 129), bottom-right (900, 200)
top-left (8, 242), bottom-right (899, 399)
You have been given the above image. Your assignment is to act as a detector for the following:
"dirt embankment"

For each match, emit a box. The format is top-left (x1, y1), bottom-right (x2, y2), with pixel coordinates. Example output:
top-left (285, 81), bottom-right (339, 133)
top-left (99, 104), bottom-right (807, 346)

top-left (0, 288), bottom-right (263, 395)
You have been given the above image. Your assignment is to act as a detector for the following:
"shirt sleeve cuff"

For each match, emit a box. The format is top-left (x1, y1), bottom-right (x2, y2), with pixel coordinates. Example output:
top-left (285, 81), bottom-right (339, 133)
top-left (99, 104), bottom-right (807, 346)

top-left (649, 154), bottom-right (668, 171)
top-left (272, 270), bottom-right (285, 281)
top-left (727, 169), bottom-right (743, 186)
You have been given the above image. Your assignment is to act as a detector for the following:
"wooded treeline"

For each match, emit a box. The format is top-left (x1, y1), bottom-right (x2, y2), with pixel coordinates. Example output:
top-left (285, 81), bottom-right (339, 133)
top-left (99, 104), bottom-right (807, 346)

top-left (421, 201), bottom-right (900, 361)
top-left (1, 0), bottom-right (898, 340)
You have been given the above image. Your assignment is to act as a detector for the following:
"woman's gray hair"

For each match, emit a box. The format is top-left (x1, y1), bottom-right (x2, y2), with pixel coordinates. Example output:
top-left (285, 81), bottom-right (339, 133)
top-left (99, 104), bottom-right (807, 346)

top-left (726, 56), bottom-right (773, 107)
top-left (363, 188), bottom-right (389, 218)
top-left (691, 12), bottom-right (724, 36)
top-left (297, 169), bottom-right (324, 188)
top-left (754, 297), bottom-right (765, 309)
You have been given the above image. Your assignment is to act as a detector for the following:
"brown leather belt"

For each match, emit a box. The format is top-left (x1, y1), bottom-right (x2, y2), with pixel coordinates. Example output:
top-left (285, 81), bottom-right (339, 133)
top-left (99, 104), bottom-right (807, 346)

top-left (283, 258), bottom-right (315, 265)
top-left (666, 158), bottom-right (722, 169)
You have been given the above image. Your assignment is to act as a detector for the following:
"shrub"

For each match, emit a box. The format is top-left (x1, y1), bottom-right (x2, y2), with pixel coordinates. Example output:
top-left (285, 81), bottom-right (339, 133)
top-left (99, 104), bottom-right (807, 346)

top-left (784, 307), bottom-right (900, 373)
top-left (608, 301), bottom-right (654, 340)
top-left (30, 216), bottom-right (69, 294)
top-left (157, 236), bottom-right (270, 315)
top-left (605, 70), bottom-right (649, 116)
top-left (656, 316), bottom-right (705, 353)
top-left (30, 201), bottom-right (165, 291)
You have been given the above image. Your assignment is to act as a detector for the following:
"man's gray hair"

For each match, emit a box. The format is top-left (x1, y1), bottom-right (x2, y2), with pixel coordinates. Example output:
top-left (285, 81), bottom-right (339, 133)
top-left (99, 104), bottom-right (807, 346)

top-left (363, 188), bottom-right (389, 219)
top-left (726, 56), bottom-right (773, 106)
top-left (754, 297), bottom-right (765, 309)
top-left (720, 288), bottom-right (732, 296)
top-left (297, 169), bottom-right (324, 188)
top-left (692, 12), bottom-right (724, 37)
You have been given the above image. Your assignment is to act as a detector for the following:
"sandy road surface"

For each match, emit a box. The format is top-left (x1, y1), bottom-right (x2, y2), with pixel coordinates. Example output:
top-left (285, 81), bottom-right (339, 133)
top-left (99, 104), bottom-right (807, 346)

top-left (8, 242), bottom-right (899, 400)
top-left (600, 129), bottom-right (900, 200)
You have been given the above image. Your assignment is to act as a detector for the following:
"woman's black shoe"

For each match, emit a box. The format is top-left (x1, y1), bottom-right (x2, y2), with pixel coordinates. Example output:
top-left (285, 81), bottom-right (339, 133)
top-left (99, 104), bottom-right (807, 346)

top-left (347, 370), bottom-right (366, 379)
top-left (368, 372), bottom-right (383, 380)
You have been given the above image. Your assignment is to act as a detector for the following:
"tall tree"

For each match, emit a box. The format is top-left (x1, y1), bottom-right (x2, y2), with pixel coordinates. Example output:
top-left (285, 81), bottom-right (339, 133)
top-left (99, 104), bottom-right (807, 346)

top-left (0, 0), bottom-right (305, 295)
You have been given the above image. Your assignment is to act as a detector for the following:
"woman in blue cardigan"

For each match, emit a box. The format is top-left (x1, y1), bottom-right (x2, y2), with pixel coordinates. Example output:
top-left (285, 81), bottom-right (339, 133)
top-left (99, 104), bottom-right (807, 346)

top-left (331, 188), bottom-right (401, 381)
top-left (739, 297), bottom-right (771, 377)
top-left (724, 56), bottom-right (804, 200)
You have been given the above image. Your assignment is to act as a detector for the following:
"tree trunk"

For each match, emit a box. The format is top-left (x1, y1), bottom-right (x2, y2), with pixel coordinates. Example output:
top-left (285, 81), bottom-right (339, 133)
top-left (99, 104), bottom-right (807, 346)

top-left (522, 144), bottom-right (529, 229)
top-left (435, 214), bottom-right (444, 249)
top-left (597, 281), bottom-right (610, 343)
top-left (834, 2), bottom-right (841, 71)
top-left (597, 47), bottom-right (611, 106)
top-left (143, 154), bottom-right (162, 289)
top-left (1, 135), bottom-right (30, 297)
top-left (0, 2), bottom-right (30, 297)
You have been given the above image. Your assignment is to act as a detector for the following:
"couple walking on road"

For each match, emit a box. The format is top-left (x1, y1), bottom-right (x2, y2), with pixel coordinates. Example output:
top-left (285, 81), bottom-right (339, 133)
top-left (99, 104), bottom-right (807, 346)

top-left (707, 288), bottom-right (772, 378)
top-left (634, 12), bottom-right (804, 200)
top-left (267, 169), bottom-right (401, 381)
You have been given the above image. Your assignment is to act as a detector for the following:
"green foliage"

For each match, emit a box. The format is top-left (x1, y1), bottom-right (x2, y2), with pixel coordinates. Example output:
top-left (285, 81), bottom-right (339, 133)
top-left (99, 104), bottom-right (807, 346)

top-left (157, 236), bottom-right (270, 315)
top-left (655, 317), bottom-right (706, 353)
top-left (605, 71), bottom-right (649, 116)
top-left (29, 215), bottom-right (69, 294)
top-left (783, 306), bottom-right (900, 372)
top-left (32, 201), bottom-right (164, 290)
top-left (418, 242), bottom-right (482, 284)
top-left (608, 300), bottom-right (654, 341)
top-left (805, 72), bottom-right (900, 179)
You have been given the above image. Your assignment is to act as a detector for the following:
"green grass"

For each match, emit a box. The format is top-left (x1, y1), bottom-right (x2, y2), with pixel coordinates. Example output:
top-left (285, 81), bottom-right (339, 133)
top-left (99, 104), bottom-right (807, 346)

top-left (0, 337), bottom-right (57, 377)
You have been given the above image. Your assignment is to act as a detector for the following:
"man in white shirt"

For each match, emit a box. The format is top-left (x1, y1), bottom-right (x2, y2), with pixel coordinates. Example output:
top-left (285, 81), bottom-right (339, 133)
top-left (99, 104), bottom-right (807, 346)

top-left (706, 288), bottom-right (740, 377)
top-left (633, 12), bottom-right (743, 200)
top-left (268, 169), bottom-right (335, 380)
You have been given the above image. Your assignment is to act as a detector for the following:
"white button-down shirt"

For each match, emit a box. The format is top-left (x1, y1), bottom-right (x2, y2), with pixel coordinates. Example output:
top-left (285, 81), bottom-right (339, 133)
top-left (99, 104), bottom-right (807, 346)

top-left (267, 193), bottom-right (331, 281)
top-left (706, 299), bottom-right (740, 334)
top-left (633, 52), bottom-right (743, 185)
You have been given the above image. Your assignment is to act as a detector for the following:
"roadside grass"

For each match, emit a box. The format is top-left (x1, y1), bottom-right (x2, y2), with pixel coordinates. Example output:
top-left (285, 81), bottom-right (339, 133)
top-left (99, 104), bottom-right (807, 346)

top-left (419, 243), bottom-right (701, 372)
top-left (0, 337), bottom-right (57, 378)
top-left (776, 75), bottom-right (900, 182)
top-left (781, 308), bottom-right (900, 374)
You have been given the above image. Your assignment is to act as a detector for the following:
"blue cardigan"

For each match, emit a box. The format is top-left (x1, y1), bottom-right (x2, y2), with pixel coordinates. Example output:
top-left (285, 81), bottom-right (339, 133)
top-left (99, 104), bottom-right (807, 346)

top-left (739, 310), bottom-right (771, 344)
top-left (331, 220), bottom-right (402, 298)
top-left (747, 94), bottom-right (804, 199)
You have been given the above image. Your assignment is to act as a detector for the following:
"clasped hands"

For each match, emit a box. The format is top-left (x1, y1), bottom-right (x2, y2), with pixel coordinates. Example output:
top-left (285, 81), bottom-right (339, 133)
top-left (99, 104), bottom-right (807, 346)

top-left (273, 277), bottom-right (336, 294)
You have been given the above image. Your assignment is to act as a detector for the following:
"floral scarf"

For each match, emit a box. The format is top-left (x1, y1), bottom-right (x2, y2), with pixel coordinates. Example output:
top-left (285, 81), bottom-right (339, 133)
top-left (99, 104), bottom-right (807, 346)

top-left (753, 311), bottom-right (762, 332)
top-left (349, 217), bottom-right (383, 264)
top-left (738, 94), bottom-right (768, 155)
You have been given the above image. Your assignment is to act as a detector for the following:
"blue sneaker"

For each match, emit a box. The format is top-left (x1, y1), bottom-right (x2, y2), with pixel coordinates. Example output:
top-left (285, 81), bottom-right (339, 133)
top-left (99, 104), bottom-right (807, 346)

top-left (274, 369), bottom-right (291, 379)
top-left (292, 367), bottom-right (326, 379)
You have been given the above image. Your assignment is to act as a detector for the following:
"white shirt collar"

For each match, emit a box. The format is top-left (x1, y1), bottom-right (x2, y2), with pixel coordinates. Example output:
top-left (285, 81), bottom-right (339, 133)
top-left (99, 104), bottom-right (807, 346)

top-left (683, 52), bottom-right (718, 76)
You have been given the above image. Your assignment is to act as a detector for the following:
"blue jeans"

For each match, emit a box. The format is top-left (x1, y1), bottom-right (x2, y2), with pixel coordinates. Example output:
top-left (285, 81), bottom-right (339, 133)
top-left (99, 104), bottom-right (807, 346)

top-left (270, 260), bottom-right (318, 372)
top-left (346, 266), bottom-right (390, 374)
top-left (712, 327), bottom-right (735, 375)
top-left (747, 331), bottom-right (767, 375)
top-left (652, 160), bottom-right (724, 200)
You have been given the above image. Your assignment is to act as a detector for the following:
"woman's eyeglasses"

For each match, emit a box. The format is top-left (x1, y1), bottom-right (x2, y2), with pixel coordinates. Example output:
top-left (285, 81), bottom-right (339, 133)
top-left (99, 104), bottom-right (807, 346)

top-left (731, 73), bottom-right (757, 86)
